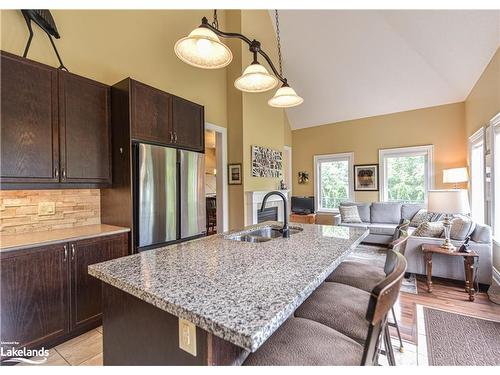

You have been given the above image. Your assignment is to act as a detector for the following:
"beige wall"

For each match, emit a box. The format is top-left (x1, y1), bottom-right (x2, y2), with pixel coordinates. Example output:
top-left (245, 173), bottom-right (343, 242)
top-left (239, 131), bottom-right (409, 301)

top-left (0, 190), bottom-right (100, 234)
top-left (284, 114), bottom-right (293, 147)
top-left (465, 48), bottom-right (500, 137)
top-left (465, 47), bottom-right (500, 272)
top-left (292, 102), bottom-right (467, 203)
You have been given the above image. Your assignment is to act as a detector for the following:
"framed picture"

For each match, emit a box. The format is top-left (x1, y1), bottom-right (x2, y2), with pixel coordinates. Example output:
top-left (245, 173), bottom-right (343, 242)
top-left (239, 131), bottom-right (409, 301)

top-left (251, 145), bottom-right (282, 178)
top-left (228, 163), bottom-right (242, 185)
top-left (354, 164), bottom-right (379, 191)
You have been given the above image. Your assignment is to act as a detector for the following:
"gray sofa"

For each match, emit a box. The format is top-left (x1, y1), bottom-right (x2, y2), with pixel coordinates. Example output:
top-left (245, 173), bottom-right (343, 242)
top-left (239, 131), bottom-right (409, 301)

top-left (333, 201), bottom-right (493, 285)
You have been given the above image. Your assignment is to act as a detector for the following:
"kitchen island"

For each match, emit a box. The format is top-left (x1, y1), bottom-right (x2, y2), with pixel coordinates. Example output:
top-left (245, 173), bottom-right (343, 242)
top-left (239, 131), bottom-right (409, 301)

top-left (88, 222), bottom-right (368, 365)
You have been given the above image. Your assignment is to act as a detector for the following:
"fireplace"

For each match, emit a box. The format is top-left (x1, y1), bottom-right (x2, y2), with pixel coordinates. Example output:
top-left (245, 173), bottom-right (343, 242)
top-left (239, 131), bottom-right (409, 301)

top-left (245, 190), bottom-right (290, 225)
top-left (257, 206), bottom-right (278, 223)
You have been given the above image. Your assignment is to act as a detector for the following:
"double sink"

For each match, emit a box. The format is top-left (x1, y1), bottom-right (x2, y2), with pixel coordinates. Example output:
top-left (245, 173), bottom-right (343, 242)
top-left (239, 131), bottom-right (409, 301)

top-left (227, 225), bottom-right (303, 243)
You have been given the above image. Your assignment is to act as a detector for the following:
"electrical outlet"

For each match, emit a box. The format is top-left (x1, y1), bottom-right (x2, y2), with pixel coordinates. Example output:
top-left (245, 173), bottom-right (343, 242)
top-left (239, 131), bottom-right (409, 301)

top-left (178, 318), bottom-right (197, 356)
top-left (38, 202), bottom-right (56, 216)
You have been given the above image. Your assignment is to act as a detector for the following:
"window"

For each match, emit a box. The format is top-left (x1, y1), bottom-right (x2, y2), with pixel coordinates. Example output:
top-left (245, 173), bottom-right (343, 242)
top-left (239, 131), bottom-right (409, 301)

top-left (469, 128), bottom-right (485, 224)
top-left (314, 153), bottom-right (353, 212)
top-left (379, 145), bottom-right (434, 203)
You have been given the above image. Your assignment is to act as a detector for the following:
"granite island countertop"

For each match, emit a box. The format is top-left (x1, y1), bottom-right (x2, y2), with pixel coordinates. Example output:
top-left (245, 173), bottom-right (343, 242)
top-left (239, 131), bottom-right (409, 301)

top-left (88, 222), bottom-right (368, 352)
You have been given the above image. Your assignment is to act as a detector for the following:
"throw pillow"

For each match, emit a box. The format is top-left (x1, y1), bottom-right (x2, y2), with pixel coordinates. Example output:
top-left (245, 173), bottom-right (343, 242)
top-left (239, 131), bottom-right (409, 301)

top-left (413, 221), bottom-right (444, 238)
top-left (409, 209), bottom-right (430, 227)
top-left (392, 219), bottom-right (410, 242)
top-left (339, 205), bottom-right (362, 223)
top-left (450, 215), bottom-right (476, 241)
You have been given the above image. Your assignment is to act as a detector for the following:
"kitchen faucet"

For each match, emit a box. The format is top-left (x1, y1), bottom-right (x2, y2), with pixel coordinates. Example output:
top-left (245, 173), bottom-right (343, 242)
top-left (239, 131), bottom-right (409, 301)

top-left (260, 191), bottom-right (290, 238)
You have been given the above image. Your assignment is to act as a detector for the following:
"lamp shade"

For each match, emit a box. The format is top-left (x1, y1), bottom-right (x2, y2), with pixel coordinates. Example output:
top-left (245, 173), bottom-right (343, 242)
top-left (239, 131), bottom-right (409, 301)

top-left (443, 167), bottom-right (468, 184)
top-left (234, 62), bottom-right (278, 93)
top-left (268, 85), bottom-right (304, 108)
top-left (427, 189), bottom-right (470, 215)
top-left (174, 27), bottom-right (232, 69)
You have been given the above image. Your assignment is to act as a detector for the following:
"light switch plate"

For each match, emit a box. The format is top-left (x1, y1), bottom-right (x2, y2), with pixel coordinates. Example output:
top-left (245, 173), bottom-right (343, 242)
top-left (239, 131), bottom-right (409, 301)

top-left (38, 202), bottom-right (56, 216)
top-left (178, 318), bottom-right (197, 356)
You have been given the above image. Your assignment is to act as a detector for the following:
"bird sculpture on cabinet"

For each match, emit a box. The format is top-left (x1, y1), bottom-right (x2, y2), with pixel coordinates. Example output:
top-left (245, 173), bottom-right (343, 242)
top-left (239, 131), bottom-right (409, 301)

top-left (21, 9), bottom-right (68, 71)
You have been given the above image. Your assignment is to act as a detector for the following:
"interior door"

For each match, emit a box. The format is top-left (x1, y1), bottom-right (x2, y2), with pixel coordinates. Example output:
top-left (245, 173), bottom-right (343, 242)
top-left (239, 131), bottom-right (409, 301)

top-left (179, 150), bottom-right (206, 238)
top-left (138, 143), bottom-right (178, 248)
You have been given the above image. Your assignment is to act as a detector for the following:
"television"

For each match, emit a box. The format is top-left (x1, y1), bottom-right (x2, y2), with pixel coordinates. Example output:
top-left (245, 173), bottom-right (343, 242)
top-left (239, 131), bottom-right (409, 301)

top-left (291, 196), bottom-right (315, 215)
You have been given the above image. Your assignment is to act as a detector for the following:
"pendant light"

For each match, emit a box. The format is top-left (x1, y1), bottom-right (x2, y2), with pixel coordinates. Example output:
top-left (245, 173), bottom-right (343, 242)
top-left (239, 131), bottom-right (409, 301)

top-left (174, 11), bottom-right (232, 69)
top-left (268, 10), bottom-right (303, 108)
top-left (234, 55), bottom-right (278, 93)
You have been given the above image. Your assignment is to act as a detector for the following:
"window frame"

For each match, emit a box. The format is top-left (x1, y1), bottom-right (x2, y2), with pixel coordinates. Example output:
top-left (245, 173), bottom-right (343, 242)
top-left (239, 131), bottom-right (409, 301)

top-left (468, 127), bottom-right (485, 225)
top-left (313, 152), bottom-right (354, 213)
top-left (490, 112), bottom-right (500, 236)
top-left (378, 145), bottom-right (434, 203)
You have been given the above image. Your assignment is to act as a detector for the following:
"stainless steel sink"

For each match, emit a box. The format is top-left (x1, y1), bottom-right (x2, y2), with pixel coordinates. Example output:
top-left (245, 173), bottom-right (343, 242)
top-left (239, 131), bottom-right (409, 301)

top-left (227, 225), bottom-right (303, 243)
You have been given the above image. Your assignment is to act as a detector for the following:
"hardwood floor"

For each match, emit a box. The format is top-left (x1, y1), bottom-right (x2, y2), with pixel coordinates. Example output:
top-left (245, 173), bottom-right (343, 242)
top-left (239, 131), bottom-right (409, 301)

top-left (392, 275), bottom-right (500, 344)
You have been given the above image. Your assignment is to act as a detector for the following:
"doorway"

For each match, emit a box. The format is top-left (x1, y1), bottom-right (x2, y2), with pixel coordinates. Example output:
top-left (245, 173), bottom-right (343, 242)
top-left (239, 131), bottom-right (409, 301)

top-left (205, 123), bottom-right (228, 234)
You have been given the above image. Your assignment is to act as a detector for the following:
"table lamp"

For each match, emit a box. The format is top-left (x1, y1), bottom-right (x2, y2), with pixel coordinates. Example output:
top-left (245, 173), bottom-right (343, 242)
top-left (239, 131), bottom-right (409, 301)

top-left (427, 189), bottom-right (470, 251)
top-left (443, 167), bottom-right (468, 188)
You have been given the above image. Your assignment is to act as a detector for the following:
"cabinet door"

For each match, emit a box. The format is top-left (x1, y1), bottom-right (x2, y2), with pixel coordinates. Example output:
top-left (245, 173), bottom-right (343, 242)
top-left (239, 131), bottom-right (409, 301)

top-left (172, 96), bottom-right (204, 152)
top-left (0, 52), bottom-right (59, 183)
top-left (70, 233), bottom-right (128, 331)
top-left (59, 71), bottom-right (111, 184)
top-left (0, 243), bottom-right (69, 350)
top-left (131, 80), bottom-right (173, 145)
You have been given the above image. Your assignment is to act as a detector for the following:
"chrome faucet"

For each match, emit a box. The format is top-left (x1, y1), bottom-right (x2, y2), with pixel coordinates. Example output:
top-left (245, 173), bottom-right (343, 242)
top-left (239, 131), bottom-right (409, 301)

top-left (260, 191), bottom-right (289, 238)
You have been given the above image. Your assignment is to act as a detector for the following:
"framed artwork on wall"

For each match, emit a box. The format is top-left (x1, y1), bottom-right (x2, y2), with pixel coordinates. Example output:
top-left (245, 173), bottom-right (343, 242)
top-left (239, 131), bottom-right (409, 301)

top-left (228, 163), bottom-right (242, 185)
top-left (251, 145), bottom-right (283, 178)
top-left (354, 164), bottom-right (379, 191)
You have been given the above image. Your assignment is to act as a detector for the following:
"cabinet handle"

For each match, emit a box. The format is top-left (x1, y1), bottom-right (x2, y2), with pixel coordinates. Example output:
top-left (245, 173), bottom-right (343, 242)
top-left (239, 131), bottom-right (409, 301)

top-left (174, 132), bottom-right (178, 143)
top-left (62, 168), bottom-right (66, 180)
top-left (63, 245), bottom-right (68, 262)
top-left (169, 131), bottom-right (173, 143)
top-left (55, 167), bottom-right (59, 178)
top-left (71, 244), bottom-right (75, 260)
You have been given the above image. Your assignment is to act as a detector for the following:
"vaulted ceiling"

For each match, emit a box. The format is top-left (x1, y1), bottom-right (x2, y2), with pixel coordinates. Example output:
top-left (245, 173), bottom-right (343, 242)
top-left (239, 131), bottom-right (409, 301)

top-left (271, 10), bottom-right (500, 129)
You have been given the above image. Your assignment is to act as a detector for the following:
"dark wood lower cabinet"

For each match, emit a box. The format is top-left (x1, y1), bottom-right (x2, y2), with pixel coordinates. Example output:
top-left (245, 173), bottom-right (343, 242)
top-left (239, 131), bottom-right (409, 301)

top-left (0, 232), bottom-right (128, 353)
top-left (0, 244), bottom-right (69, 351)
top-left (71, 234), bottom-right (128, 331)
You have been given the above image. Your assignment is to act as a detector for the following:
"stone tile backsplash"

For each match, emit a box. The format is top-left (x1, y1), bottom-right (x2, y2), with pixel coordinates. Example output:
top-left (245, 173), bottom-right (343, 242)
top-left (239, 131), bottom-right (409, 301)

top-left (0, 189), bottom-right (100, 234)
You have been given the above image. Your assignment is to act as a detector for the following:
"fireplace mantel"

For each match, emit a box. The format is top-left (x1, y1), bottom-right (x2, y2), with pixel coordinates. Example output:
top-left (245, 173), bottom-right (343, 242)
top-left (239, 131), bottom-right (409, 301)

top-left (245, 190), bottom-right (290, 225)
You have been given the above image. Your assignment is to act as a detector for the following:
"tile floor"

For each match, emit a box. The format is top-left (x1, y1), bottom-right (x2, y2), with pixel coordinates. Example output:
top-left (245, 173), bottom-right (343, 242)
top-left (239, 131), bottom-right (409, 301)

top-left (18, 327), bottom-right (103, 366)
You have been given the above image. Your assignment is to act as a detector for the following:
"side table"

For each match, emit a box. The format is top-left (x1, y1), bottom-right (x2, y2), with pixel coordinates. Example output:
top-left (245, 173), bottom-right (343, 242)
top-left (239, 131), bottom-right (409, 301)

top-left (421, 244), bottom-right (479, 301)
top-left (290, 213), bottom-right (316, 224)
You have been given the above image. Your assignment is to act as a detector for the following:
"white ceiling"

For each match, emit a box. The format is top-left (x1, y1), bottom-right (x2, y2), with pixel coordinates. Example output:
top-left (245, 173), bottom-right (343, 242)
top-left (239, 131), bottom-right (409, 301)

top-left (270, 10), bottom-right (500, 130)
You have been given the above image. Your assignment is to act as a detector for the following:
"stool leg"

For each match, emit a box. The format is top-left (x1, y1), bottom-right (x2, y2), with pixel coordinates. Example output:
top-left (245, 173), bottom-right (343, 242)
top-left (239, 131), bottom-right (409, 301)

top-left (384, 325), bottom-right (396, 366)
top-left (391, 307), bottom-right (404, 353)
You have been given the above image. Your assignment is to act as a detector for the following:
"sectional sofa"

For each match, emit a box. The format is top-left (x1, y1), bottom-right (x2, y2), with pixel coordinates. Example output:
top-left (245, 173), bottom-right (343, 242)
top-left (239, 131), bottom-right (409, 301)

top-left (333, 201), bottom-right (493, 285)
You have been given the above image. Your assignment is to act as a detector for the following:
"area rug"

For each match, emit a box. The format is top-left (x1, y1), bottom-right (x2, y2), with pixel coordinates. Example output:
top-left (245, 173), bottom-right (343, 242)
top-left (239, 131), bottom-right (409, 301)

top-left (423, 307), bottom-right (500, 366)
top-left (350, 244), bottom-right (417, 294)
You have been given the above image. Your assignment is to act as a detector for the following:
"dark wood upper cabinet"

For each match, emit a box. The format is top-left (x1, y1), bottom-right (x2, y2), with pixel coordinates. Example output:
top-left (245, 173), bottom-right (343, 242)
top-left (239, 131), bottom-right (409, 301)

top-left (172, 95), bottom-right (204, 152)
top-left (0, 51), bottom-right (59, 183)
top-left (70, 233), bottom-right (128, 331)
top-left (0, 243), bottom-right (69, 351)
top-left (0, 51), bottom-right (111, 188)
top-left (130, 79), bottom-right (173, 145)
top-left (59, 71), bottom-right (111, 184)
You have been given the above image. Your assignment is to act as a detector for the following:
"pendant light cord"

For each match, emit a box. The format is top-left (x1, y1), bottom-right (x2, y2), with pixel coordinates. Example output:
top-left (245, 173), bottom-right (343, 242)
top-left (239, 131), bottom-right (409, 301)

top-left (275, 9), bottom-right (283, 76)
top-left (212, 9), bottom-right (219, 29)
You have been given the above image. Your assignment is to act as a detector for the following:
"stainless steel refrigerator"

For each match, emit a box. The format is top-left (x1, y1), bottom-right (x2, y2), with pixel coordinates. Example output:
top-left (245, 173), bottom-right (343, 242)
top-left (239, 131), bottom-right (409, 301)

top-left (134, 143), bottom-right (206, 251)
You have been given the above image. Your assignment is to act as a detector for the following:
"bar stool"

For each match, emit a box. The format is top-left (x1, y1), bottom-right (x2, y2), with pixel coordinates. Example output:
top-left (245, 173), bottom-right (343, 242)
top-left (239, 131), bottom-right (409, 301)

top-left (325, 236), bottom-right (408, 352)
top-left (243, 252), bottom-right (407, 366)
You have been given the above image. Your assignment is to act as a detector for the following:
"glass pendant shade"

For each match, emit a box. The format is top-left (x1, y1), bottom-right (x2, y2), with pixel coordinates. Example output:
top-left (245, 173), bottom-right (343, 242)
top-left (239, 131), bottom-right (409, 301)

top-left (174, 27), bottom-right (232, 69)
top-left (234, 62), bottom-right (279, 93)
top-left (268, 85), bottom-right (304, 108)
